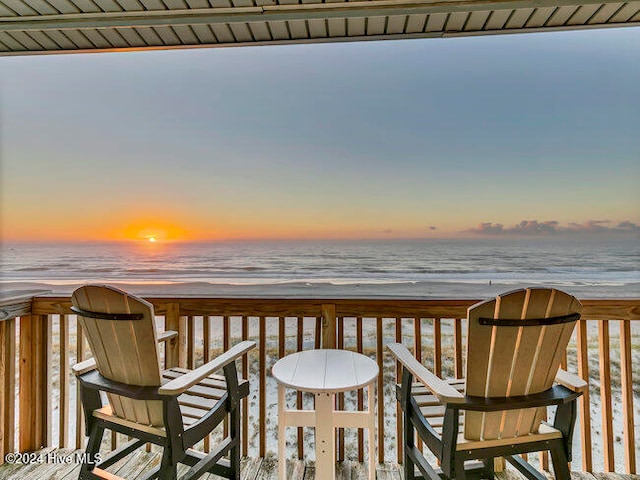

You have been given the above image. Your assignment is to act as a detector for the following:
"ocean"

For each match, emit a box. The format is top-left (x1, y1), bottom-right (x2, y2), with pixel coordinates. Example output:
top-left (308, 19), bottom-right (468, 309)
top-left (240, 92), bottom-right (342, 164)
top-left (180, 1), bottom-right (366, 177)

top-left (2, 237), bottom-right (639, 297)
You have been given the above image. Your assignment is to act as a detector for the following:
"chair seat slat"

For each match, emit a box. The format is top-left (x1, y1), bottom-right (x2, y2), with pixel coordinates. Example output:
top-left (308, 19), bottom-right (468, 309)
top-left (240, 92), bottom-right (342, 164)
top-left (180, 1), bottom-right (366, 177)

top-left (179, 404), bottom-right (212, 419)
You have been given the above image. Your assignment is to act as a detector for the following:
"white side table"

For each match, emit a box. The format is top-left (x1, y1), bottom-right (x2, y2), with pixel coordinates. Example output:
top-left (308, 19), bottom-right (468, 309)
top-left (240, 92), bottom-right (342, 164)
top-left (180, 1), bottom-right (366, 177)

top-left (272, 349), bottom-right (379, 480)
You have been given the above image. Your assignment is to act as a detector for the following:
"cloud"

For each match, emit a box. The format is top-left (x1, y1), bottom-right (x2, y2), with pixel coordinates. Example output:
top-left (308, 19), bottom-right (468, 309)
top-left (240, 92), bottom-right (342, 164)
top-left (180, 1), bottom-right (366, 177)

top-left (428, 226), bottom-right (437, 231)
top-left (474, 222), bottom-right (505, 234)
top-left (466, 219), bottom-right (640, 236)
top-left (615, 221), bottom-right (640, 232)
top-left (512, 220), bottom-right (559, 235)
top-left (381, 229), bottom-right (393, 234)
top-left (566, 220), bottom-right (611, 233)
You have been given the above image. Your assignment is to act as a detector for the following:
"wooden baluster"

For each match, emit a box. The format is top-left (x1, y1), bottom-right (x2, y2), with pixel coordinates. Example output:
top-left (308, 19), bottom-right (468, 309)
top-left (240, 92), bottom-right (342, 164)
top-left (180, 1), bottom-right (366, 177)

top-left (75, 320), bottom-right (86, 449)
top-left (337, 316), bottom-right (345, 462)
top-left (620, 320), bottom-right (636, 474)
top-left (357, 317), bottom-right (364, 462)
top-left (599, 320), bottom-right (614, 471)
top-left (203, 315), bottom-right (211, 453)
top-left (433, 317), bottom-right (441, 378)
top-left (454, 318), bottom-right (463, 379)
top-left (259, 316), bottom-right (266, 458)
top-left (223, 315), bottom-right (230, 441)
top-left (203, 315), bottom-right (211, 363)
top-left (413, 318), bottom-right (423, 453)
top-left (279, 316), bottom-right (286, 359)
top-left (187, 316), bottom-right (195, 370)
top-left (414, 317), bottom-right (422, 363)
top-left (223, 315), bottom-right (230, 352)
top-left (576, 319), bottom-right (592, 472)
top-left (376, 317), bottom-right (384, 464)
top-left (59, 314), bottom-right (70, 449)
top-left (297, 316), bottom-right (304, 459)
top-left (315, 317), bottom-right (321, 349)
top-left (242, 316), bottom-right (249, 457)
top-left (40, 314), bottom-right (52, 449)
top-left (278, 316), bottom-right (286, 464)
top-left (395, 317), bottom-right (403, 464)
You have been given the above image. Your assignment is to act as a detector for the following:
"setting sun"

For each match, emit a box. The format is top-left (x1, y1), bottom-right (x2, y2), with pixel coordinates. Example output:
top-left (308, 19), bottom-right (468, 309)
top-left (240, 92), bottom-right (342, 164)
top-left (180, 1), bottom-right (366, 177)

top-left (112, 220), bottom-right (190, 243)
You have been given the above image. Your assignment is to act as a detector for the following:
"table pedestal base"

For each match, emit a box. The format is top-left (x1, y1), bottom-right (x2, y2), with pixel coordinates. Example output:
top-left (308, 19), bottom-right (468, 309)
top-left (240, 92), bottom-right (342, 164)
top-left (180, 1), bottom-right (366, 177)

top-left (277, 382), bottom-right (376, 480)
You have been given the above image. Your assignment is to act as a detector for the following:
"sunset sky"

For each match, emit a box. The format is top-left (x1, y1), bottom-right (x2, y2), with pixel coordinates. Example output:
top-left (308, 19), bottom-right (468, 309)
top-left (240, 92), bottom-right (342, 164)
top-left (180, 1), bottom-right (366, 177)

top-left (1, 27), bottom-right (639, 242)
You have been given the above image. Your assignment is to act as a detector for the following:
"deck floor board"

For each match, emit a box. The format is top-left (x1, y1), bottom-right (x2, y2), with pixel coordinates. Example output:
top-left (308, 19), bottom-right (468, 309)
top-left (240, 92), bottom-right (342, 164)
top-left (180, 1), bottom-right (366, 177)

top-left (0, 449), bottom-right (635, 480)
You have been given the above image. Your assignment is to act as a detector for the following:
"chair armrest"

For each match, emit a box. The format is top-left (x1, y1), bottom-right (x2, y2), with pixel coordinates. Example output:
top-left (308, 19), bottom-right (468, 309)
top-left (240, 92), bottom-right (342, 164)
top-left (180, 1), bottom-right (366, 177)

top-left (159, 340), bottom-right (256, 396)
top-left (78, 369), bottom-right (165, 400)
top-left (157, 330), bottom-right (178, 342)
top-left (387, 343), bottom-right (464, 404)
top-left (72, 358), bottom-right (97, 376)
top-left (555, 369), bottom-right (588, 393)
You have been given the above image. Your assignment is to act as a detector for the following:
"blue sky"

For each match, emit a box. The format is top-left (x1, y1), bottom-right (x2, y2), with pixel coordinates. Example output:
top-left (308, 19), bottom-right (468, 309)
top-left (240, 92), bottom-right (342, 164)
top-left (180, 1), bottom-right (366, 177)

top-left (1, 27), bottom-right (639, 241)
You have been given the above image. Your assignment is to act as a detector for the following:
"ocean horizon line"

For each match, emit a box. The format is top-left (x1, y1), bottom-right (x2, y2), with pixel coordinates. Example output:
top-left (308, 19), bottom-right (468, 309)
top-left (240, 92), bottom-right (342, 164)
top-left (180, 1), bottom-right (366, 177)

top-left (3, 232), bottom-right (640, 245)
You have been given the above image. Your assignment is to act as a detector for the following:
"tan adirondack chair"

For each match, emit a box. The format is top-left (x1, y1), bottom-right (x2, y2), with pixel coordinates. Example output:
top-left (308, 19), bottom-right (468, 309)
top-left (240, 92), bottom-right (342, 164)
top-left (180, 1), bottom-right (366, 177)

top-left (71, 285), bottom-right (255, 480)
top-left (389, 287), bottom-right (587, 480)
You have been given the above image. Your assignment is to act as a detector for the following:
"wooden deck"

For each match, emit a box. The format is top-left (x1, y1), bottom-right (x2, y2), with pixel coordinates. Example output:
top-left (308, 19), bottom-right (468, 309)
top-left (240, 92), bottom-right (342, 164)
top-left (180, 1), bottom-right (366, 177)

top-left (0, 449), bottom-right (635, 480)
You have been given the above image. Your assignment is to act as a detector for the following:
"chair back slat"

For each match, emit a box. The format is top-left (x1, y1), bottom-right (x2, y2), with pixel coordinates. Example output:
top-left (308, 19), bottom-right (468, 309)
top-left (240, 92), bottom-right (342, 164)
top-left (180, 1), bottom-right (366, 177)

top-left (481, 288), bottom-right (527, 439)
top-left (498, 288), bottom-right (552, 438)
top-left (72, 285), bottom-right (164, 426)
top-left (464, 287), bottom-right (581, 441)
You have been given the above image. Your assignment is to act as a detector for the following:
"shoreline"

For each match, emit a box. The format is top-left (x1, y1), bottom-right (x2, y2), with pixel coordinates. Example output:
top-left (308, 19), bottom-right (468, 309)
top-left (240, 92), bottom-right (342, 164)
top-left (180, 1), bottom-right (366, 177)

top-left (2, 279), bottom-right (639, 299)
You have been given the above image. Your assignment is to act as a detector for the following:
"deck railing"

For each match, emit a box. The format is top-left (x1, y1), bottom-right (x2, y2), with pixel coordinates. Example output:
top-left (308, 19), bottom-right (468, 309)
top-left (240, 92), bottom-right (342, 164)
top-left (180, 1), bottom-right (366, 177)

top-left (0, 292), bottom-right (638, 474)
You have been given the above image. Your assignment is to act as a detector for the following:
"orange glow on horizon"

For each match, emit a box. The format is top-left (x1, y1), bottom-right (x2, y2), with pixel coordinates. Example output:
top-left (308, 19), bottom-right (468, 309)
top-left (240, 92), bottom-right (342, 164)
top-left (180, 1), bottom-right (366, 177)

top-left (113, 219), bottom-right (191, 243)
top-left (2, 211), bottom-right (473, 243)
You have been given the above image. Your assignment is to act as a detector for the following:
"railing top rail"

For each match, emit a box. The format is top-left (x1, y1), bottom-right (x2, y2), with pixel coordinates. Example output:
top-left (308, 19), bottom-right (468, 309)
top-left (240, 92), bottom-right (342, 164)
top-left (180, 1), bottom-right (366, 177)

top-left (25, 294), bottom-right (640, 320)
top-left (0, 289), bottom-right (51, 321)
top-left (0, 289), bottom-right (51, 305)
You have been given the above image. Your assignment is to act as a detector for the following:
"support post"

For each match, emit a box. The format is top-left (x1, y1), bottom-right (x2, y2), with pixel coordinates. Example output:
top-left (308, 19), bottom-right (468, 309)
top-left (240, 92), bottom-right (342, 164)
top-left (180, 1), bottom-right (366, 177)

top-left (19, 314), bottom-right (51, 451)
top-left (321, 304), bottom-right (336, 349)
top-left (1, 318), bottom-right (17, 462)
top-left (165, 303), bottom-right (186, 369)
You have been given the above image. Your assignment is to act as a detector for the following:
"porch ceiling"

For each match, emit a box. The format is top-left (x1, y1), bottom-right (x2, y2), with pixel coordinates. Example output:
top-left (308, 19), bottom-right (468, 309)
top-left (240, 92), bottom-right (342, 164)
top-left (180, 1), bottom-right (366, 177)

top-left (0, 0), bottom-right (638, 55)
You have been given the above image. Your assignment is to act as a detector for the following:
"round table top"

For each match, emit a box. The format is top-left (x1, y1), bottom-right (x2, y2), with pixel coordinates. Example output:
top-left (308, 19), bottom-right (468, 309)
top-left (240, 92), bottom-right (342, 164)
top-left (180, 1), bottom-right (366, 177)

top-left (272, 349), bottom-right (379, 393)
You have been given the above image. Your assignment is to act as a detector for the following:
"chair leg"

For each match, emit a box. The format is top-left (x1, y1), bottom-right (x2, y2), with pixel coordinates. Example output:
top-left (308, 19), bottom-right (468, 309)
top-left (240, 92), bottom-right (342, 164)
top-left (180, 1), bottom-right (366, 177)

top-left (453, 456), bottom-right (467, 480)
top-left (404, 410), bottom-right (415, 480)
top-left (230, 408), bottom-right (241, 480)
top-left (482, 457), bottom-right (495, 479)
top-left (79, 423), bottom-right (105, 479)
top-left (158, 447), bottom-right (178, 480)
top-left (222, 357), bottom-right (243, 480)
top-left (550, 444), bottom-right (571, 480)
